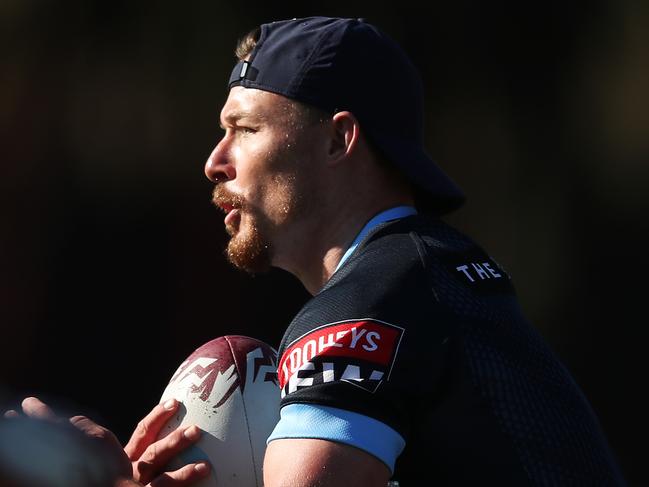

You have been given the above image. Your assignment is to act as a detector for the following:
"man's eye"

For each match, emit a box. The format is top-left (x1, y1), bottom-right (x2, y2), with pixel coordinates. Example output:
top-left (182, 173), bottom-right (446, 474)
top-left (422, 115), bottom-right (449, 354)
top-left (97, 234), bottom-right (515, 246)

top-left (240, 127), bottom-right (256, 134)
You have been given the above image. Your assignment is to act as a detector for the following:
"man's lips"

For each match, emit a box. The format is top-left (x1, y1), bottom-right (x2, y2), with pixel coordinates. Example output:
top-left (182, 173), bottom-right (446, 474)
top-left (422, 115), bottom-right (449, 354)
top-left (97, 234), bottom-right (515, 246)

top-left (212, 185), bottom-right (244, 228)
top-left (218, 202), bottom-right (235, 213)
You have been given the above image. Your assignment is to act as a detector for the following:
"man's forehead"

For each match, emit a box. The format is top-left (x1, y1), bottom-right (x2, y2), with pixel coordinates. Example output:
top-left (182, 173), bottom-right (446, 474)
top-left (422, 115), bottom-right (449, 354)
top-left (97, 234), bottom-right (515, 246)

top-left (220, 87), bottom-right (292, 124)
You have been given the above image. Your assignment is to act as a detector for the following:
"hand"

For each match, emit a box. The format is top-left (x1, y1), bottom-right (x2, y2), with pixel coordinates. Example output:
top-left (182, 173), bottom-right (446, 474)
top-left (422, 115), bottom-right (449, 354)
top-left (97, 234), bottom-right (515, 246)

top-left (3, 396), bottom-right (132, 486)
top-left (124, 398), bottom-right (210, 486)
top-left (4, 397), bottom-right (210, 487)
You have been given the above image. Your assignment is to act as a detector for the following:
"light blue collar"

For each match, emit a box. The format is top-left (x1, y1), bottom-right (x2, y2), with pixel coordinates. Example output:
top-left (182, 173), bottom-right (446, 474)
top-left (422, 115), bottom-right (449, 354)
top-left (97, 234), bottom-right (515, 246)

top-left (334, 206), bottom-right (417, 274)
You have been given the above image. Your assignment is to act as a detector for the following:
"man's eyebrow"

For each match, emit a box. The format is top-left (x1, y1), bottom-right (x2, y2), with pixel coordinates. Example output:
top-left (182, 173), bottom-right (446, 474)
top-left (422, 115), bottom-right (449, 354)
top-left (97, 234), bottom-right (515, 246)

top-left (220, 109), bottom-right (264, 127)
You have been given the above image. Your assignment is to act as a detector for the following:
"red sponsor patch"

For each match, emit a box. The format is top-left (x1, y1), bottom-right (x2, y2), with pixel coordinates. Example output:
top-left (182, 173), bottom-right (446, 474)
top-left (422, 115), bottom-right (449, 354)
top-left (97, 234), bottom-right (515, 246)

top-left (278, 319), bottom-right (404, 394)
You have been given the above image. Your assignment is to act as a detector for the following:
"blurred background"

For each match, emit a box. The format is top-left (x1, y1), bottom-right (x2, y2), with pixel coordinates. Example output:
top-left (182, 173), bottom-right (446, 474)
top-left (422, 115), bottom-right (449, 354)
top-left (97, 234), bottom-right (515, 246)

top-left (1, 0), bottom-right (647, 484)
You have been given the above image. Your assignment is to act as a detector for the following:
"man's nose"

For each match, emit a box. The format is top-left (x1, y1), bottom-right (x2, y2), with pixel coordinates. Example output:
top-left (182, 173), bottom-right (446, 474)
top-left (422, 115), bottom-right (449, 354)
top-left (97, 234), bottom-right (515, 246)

top-left (204, 139), bottom-right (236, 183)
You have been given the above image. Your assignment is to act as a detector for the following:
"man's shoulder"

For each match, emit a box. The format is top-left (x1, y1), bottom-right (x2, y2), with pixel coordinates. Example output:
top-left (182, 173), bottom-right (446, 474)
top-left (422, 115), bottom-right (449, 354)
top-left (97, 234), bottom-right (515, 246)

top-left (336, 214), bottom-right (514, 299)
top-left (367, 214), bottom-right (516, 299)
top-left (290, 214), bottom-right (518, 341)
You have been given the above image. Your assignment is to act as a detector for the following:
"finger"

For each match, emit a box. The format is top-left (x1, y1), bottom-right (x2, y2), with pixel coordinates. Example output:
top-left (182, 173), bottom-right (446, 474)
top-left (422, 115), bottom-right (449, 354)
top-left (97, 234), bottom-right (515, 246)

top-left (3, 410), bottom-right (20, 419)
top-left (21, 396), bottom-right (59, 421)
top-left (149, 462), bottom-right (210, 487)
top-left (69, 415), bottom-right (119, 444)
top-left (133, 425), bottom-right (202, 485)
top-left (70, 415), bottom-right (127, 457)
top-left (124, 399), bottom-right (179, 461)
top-left (69, 415), bottom-right (105, 435)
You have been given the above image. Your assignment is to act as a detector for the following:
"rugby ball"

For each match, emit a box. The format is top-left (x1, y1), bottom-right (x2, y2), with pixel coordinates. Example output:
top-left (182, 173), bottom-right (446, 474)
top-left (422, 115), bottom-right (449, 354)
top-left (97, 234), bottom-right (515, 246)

top-left (157, 336), bottom-right (280, 487)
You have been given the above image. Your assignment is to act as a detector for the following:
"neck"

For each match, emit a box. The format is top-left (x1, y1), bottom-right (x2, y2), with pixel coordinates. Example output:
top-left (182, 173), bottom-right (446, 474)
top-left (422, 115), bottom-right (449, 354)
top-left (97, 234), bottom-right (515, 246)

top-left (273, 195), bottom-right (413, 295)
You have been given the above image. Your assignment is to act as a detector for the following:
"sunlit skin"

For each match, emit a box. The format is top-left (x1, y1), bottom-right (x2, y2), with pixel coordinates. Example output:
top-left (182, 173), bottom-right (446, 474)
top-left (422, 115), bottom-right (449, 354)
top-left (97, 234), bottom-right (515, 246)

top-left (205, 86), bottom-right (414, 294)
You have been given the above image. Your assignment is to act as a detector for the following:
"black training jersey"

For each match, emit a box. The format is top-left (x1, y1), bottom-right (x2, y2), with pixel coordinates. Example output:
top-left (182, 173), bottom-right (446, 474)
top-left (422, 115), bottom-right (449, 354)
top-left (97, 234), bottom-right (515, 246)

top-left (275, 214), bottom-right (625, 486)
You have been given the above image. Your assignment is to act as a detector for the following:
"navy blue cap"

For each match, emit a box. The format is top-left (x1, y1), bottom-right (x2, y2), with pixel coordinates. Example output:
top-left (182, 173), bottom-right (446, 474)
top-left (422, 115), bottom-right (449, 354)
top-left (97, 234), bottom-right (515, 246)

top-left (228, 17), bottom-right (465, 214)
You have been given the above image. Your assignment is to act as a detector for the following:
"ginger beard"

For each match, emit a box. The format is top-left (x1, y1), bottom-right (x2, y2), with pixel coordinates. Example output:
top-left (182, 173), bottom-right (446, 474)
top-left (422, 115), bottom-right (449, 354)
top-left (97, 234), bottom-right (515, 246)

top-left (212, 171), bottom-right (310, 274)
top-left (212, 184), bottom-right (270, 273)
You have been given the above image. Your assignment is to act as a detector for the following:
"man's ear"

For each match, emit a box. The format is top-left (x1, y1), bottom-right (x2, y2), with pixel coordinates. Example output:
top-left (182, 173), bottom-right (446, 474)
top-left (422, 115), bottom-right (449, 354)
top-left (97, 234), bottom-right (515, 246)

top-left (327, 111), bottom-right (360, 165)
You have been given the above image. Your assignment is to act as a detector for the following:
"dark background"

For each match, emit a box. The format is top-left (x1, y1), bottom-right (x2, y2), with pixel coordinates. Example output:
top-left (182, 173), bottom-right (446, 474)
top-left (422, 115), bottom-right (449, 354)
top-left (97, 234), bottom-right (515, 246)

top-left (1, 0), bottom-right (647, 484)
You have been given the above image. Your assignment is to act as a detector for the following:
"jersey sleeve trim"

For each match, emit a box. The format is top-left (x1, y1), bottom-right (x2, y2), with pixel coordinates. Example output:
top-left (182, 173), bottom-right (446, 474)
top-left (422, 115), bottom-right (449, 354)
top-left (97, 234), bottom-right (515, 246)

top-left (266, 403), bottom-right (405, 473)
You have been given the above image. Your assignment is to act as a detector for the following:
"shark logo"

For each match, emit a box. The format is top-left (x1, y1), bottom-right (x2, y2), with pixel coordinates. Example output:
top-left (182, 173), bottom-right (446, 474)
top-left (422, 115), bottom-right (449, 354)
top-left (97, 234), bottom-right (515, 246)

top-left (167, 336), bottom-right (277, 409)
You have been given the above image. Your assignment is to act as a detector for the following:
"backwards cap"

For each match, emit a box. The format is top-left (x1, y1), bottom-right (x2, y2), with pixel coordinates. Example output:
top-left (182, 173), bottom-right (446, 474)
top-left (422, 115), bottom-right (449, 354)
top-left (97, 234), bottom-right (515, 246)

top-left (229, 17), bottom-right (465, 214)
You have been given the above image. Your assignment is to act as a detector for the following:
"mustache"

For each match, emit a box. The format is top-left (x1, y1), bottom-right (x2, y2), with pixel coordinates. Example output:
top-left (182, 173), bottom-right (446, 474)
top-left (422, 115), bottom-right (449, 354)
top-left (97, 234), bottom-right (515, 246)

top-left (212, 184), bottom-right (245, 211)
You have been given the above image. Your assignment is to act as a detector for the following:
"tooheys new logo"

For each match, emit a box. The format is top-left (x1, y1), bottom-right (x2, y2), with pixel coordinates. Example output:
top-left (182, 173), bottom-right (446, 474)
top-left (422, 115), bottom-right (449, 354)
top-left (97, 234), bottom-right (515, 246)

top-left (278, 319), bottom-right (404, 398)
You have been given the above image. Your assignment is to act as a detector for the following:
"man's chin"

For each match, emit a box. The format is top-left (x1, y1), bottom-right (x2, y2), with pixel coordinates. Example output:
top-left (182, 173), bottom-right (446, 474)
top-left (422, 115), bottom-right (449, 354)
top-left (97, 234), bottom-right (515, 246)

top-left (225, 235), bottom-right (271, 274)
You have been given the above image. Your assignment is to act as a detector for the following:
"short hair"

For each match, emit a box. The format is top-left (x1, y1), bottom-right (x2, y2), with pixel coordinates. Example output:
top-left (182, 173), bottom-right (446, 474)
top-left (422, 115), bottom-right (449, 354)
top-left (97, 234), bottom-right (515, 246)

top-left (235, 27), bottom-right (261, 61)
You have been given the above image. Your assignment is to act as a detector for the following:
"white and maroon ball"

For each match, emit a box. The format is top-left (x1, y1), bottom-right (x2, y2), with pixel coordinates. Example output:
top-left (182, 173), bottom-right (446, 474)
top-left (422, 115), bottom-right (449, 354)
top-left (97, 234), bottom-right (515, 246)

top-left (157, 335), bottom-right (280, 487)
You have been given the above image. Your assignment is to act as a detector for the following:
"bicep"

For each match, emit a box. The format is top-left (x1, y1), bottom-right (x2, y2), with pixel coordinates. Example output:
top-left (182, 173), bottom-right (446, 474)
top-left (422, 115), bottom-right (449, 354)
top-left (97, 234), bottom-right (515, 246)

top-left (264, 438), bottom-right (391, 487)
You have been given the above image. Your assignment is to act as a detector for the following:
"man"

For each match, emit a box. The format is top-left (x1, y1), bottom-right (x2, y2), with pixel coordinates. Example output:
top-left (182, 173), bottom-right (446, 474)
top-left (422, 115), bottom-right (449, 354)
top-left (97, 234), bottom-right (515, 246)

top-left (205, 17), bottom-right (625, 486)
top-left (8, 17), bottom-right (625, 486)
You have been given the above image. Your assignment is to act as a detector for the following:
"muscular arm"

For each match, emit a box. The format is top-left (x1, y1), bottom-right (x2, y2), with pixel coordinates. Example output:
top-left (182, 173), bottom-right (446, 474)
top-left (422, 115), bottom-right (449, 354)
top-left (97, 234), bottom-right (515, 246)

top-left (264, 438), bottom-right (391, 487)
